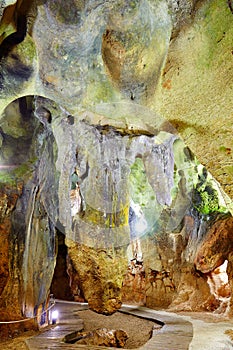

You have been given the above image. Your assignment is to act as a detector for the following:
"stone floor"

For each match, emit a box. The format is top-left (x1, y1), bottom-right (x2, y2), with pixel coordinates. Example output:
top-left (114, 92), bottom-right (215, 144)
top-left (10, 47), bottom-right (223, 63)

top-left (24, 301), bottom-right (233, 350)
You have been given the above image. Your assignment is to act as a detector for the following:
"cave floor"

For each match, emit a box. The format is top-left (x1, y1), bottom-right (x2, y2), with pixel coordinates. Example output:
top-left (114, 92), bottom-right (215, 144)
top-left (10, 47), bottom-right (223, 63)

top-left (120, 305), bottom-right (233, 349)
top-left (2, 301), bottom-right (233, 349)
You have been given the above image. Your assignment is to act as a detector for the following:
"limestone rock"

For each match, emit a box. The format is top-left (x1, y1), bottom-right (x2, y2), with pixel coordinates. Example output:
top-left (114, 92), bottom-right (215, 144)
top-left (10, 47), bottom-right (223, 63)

top-left (0, 185), bottom-right (19, 298)
top-left (194, 216), bottom-right (233, 273)
top-left (65, 328), bottom-right (128, 348)
top-left (0, 0), bottom-right (232, 203)
top-left (67, 241), bottom-right (127, 315)
top-left (121, 258), bottom-right (146, 305)
top-left (155, 0), bottom-right (233, 199)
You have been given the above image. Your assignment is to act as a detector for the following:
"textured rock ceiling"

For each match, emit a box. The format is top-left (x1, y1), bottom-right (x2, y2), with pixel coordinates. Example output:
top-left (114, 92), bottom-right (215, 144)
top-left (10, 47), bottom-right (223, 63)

top-left (0, 0), bottom-right (232, 201)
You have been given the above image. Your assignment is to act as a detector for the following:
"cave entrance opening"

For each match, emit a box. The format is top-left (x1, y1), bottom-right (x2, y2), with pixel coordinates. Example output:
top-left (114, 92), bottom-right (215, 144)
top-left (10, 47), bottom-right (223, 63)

top-left (207, 260), bottom-right (231, 313)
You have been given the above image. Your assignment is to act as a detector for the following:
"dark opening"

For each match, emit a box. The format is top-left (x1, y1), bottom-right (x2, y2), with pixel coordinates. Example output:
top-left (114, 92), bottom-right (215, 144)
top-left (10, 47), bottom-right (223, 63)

top-left (50, 231), bottom-right (74, 301)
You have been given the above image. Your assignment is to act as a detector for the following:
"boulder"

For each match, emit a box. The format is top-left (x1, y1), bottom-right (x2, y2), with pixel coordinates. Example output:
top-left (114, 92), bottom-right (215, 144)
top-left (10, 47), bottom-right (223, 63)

top-left (64, 328), bottom-right (128, 348)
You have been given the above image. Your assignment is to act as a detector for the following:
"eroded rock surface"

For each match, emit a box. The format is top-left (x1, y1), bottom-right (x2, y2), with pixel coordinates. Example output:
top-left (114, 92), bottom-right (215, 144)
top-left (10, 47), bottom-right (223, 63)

top-left (0, 0), bottom-right (232, 199)
top-left (67, 241), bottom-right (126, 315)
top-left (64, 328), bottom-right (128, 348)
top-left (194, 216), bottom-right (233, 274)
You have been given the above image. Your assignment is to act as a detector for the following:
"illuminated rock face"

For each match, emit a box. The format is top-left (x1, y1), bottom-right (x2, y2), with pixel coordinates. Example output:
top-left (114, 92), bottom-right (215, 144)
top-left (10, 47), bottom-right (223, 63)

top-left (0, 0), bottom-right (233, 337)
top-left (194, 217), bottom-right (233, 313)
top-left (194, 217), bottom-right (233, 274)
top-left (67, 242), bottom-right (126, 315)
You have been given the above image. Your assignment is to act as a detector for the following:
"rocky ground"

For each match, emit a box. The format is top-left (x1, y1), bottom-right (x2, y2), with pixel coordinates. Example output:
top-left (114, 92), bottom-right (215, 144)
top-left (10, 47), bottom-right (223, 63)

top-left (2, 309), bottom-right (233, 349)
top-left (0, 310), bottom-right (155, 349)
top-left (75, 309), bottom-right (156, 348)
top-left (0, 330), bottom-right (37, 350)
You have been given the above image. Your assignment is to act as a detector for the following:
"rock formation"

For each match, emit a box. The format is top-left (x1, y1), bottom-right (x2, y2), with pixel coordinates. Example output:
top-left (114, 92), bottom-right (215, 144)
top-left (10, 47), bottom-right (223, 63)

top-left (0, 0), bottom-right (232, 339)
top-left (63, 328), bottom-right (129, 348)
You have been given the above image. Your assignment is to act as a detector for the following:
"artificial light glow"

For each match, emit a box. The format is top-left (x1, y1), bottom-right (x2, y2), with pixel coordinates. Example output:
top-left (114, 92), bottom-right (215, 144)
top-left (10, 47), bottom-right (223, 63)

top-left (51, 310), bottom-right (59, 324)
top-left (52, 310), bottom-right (58, 320)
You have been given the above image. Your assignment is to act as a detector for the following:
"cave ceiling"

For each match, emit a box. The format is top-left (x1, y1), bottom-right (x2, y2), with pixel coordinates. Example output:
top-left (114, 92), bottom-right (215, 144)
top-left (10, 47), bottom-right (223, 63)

top-left (0, 0), bottom-right (232, 201)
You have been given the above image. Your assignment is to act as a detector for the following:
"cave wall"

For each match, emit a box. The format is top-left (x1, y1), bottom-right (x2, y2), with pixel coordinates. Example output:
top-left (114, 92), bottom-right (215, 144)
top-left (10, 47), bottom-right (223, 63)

top-left (0, 0), bottom-right (232, 337)
top-left (0, 97), bottom-right (59, 336)
top-left (154, 0), bottom-right (233, 200)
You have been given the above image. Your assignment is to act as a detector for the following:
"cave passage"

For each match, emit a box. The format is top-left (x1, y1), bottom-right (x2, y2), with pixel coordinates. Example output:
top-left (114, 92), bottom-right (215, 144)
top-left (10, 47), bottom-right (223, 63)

top-left (50, 231), bottom-right (74, 301)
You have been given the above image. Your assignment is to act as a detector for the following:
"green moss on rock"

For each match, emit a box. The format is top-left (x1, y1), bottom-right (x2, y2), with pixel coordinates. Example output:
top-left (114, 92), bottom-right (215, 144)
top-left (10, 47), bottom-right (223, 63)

top-left (0, 157), bottom-right (37, 186)
top-left (193, 181), bottom-right (227, 215)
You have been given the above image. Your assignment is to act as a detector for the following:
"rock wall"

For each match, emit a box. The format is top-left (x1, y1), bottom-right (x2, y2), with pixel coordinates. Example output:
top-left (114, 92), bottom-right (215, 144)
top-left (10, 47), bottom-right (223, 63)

top-left (154, 0), bottom-right (233, 200)
top-left (0, 97), bottom-right (58, 337)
